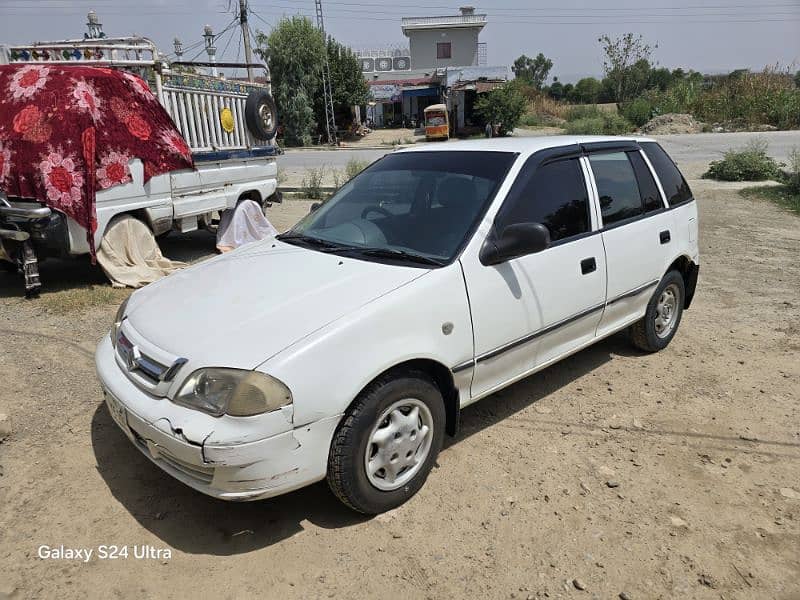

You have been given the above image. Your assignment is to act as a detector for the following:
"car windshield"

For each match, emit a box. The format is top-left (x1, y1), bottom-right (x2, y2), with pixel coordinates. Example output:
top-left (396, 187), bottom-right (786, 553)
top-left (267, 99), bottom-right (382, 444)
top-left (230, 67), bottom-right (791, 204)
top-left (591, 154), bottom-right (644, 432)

top-left (282, 151), bottom-right (516, 266)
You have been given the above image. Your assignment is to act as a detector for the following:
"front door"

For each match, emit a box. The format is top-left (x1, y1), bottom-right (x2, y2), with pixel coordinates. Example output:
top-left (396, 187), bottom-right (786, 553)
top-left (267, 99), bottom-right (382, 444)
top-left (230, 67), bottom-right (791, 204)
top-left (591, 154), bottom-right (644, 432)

top-left (462, 150), bottom-right (607, 400)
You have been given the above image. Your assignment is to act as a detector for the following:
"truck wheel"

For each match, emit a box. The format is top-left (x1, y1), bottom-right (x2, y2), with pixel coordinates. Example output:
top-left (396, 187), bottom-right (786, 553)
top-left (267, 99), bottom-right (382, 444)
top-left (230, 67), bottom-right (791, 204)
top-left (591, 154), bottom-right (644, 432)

top-left (244, 90), bottom-right (278, 141)
top-left (327, 372), bottom-right (445, 514)
top-left (630, 270), bottom-right (685, 352)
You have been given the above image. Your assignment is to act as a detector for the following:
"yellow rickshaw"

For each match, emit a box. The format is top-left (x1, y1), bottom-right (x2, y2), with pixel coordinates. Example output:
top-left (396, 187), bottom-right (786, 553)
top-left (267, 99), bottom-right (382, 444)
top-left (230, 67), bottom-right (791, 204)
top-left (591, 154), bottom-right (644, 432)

top-left (424, 104), bottom-right (450, 140)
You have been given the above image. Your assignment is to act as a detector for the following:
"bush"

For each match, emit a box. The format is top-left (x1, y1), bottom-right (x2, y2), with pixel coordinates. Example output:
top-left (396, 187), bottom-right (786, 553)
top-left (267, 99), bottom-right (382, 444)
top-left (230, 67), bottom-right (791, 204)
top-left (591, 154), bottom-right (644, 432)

top-left (640, 67), bottom-right (800, 130)
top-left (302, 166), bottom-right (326, 199)
top-left (603, 113), bottom-right (635, 134)
top-left (704, 139), bottom-right (784, 181)
top-left (784, 147), bottom-right (800, 194)
top-left (565, 117), bottom-right (605, 135)
top-left (519, 113), bottom-right (546, 127)
top-left (622, 96), bottom-right (654, 127)
top-left (475, 82), bottom-right (528, 134)
top-left (345, 158), bottom-right (369, 180)
top-left (565, 113), bottom-right (633, 135)
top-left (565, 105), bottom-right (603, 121)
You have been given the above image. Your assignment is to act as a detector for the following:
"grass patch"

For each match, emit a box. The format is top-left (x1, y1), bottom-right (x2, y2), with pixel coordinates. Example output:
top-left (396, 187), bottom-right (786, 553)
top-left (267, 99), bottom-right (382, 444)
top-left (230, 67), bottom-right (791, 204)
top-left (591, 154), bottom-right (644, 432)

top-left (740, 185), bottom-right (800, 215)
top-left (39, 285), bottom-right (131, 315)
top-left (704, 139), bottom-right (784, 181)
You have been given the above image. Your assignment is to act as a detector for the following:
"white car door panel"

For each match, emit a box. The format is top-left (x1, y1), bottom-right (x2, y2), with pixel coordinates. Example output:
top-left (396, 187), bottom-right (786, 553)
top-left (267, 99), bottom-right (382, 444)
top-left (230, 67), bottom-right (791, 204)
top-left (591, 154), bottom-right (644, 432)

top-left (585, 149), bottom-right (674, 336)
top-left (463, 151), bottom-right (607, 399)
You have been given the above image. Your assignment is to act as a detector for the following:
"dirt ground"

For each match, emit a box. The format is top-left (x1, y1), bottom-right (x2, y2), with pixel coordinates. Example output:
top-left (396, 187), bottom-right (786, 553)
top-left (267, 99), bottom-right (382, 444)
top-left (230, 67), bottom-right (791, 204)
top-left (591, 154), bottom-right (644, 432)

top-left (0, 173), bottom-right (799, 600)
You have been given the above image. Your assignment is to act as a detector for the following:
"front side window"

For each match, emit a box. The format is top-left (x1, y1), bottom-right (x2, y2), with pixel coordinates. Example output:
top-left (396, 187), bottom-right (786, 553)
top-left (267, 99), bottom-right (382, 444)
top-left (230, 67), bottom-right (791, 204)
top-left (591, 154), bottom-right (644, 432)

top-left (437, 42), bottom-right (452, 59)
top-left (496, 158), bottom-right (590, 242)
top-left (589, 152), bottom-right (643, 226)
top-left (284, 151), bottom-right (516, 265)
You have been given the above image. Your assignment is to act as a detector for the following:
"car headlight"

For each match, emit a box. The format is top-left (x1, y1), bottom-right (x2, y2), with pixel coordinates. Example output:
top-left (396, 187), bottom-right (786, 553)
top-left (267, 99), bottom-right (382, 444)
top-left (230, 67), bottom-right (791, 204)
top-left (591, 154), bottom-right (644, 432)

top-left (174, 368), bottom-right (293, 417)
top-left (111, 297), bottom-right (130, 348)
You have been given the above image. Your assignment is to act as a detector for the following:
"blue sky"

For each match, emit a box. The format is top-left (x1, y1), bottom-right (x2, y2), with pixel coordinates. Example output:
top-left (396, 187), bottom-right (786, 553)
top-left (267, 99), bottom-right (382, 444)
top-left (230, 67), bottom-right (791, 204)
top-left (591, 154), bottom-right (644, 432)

top-left (1, 0), bottom-right (799, 82)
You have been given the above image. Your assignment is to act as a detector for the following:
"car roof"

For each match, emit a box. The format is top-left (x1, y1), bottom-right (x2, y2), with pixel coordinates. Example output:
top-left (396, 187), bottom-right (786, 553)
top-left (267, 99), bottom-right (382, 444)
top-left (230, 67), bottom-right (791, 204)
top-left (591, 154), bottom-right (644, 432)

top-left (395, 135), bottom-right (657, 158)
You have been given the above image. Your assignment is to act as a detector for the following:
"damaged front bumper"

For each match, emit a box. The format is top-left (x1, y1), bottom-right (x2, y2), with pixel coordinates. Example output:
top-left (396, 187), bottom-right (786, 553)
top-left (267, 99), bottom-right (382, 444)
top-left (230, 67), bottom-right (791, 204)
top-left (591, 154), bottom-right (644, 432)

top-left (95, 335), bottom-right (340, 501)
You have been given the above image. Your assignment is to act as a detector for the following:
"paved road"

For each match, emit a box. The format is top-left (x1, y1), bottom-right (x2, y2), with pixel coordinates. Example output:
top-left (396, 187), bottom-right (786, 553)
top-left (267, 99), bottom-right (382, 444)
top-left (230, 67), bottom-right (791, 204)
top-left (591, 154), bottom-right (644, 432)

top-left (280, 130), bottom-right (799, 173)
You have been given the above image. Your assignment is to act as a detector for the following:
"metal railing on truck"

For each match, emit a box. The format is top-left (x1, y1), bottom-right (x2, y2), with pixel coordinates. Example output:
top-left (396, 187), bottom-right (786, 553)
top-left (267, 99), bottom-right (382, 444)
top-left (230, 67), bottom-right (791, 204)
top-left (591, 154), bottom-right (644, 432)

top-left (0, 39), bottom-right (276, 155)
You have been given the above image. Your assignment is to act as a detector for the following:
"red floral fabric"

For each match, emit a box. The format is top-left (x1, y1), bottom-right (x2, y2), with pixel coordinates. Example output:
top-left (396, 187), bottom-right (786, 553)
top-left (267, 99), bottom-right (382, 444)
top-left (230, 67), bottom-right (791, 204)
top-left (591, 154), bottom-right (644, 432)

top-left (0, 65), bottom-right (194, 257)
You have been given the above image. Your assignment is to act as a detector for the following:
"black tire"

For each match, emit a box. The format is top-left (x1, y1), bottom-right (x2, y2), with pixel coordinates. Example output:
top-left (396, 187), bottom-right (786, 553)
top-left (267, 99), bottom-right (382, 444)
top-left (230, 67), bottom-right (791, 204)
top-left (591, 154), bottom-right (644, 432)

top-left (630, 270), bottom-right (685, 352)
top-left (327, 372), bottom-right (446, 514)
top-left (244, 90), bottom-right (278, 141)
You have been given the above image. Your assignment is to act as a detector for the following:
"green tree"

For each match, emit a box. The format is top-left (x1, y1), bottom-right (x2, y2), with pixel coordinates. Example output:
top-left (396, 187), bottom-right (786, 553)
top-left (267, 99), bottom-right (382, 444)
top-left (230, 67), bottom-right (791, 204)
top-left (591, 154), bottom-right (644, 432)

top-left (324, 37), bottom-right (370, 126)
top-left (512, 53), bottom-right (553, 89)
top-left (795, 70), bottom-right (800, 88)
top-left (571, 77), bottom-right (602, 103)
top-left (256, 17), bottom-right (325, 146)
top-left (548, 77), bottom-right (565, 100)
top-left (598, 33), bottom-right (657, 103)
top-left (648, 67), bottom-right (673, 91)
top-left (475, 82), bottom-right (527, 135)
top-left (256, 17), bottom-right (368, 145)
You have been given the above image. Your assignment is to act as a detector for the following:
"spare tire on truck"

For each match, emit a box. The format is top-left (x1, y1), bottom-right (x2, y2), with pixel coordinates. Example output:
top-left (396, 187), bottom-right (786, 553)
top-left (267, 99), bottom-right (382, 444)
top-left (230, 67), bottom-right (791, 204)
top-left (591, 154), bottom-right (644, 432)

top-left (245, 90), bottom-right (278, 141)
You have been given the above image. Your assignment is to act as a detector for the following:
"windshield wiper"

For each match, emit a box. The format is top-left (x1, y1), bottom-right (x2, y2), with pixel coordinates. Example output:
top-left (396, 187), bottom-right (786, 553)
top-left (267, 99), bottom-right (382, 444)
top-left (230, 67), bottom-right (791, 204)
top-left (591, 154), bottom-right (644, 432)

top-left (277, 232), bottom-right (351, 251)
top-left (350, 247), bottom-right (446, 267)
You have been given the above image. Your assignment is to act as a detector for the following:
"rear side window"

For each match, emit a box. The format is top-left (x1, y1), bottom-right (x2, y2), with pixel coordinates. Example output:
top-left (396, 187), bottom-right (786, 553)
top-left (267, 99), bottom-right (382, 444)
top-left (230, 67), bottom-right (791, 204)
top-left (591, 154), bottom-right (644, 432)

top-left (497, 158), bottom-right (590, 242)
top-left (640, 142), bottom-right (693, 206)
top-left (629, 151), bottom-right (664, 212)
top-left (588, 152), bottom-right (643, 225)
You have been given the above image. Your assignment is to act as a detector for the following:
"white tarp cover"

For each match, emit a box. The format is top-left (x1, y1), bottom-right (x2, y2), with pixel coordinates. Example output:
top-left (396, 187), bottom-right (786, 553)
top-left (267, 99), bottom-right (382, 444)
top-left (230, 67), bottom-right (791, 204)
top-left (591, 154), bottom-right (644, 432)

top-left (216, 200), bottom-right (277, 253)
top-left (97, 215), bottom-right (186, 288)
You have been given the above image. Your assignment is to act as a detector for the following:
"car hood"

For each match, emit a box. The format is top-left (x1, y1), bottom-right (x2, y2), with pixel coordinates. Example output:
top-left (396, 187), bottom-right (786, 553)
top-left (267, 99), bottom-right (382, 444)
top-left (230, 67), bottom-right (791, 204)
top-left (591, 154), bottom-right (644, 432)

top-left (125, 240), bottom-right (428, 370)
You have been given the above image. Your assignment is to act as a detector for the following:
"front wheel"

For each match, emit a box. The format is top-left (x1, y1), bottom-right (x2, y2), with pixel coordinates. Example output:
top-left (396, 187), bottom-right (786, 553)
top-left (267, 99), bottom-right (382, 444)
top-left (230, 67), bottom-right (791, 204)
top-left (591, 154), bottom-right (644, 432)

top-left (630, 270), bottom-right (685, 352)
top-left (327, 372), bottom-right (445, 514)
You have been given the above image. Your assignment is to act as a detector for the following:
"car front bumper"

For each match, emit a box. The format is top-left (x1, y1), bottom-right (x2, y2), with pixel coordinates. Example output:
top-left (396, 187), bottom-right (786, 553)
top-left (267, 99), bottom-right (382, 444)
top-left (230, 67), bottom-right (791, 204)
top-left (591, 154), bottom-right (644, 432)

top-left (95, 335), bottom-right (340, 501)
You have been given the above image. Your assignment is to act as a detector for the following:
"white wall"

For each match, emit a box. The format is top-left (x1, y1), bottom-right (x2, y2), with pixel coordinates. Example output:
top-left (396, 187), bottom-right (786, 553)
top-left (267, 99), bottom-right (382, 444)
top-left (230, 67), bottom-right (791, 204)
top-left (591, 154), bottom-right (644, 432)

top-left (408, 28), bottom-right (479, 70)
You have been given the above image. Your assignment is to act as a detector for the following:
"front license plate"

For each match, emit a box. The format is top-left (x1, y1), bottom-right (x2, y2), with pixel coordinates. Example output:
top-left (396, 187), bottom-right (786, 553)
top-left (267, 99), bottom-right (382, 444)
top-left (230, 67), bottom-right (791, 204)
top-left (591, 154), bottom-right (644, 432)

top-left (105, 390), bottom-right (128, 430)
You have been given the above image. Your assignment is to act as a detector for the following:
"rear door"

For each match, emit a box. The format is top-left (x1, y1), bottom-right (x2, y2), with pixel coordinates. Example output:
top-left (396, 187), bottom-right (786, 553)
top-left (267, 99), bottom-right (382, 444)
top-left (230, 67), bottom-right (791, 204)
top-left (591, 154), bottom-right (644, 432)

top-left (586, 146), bottom-right (674, 337)
top-left (463, 148), bottom-right (607, 399)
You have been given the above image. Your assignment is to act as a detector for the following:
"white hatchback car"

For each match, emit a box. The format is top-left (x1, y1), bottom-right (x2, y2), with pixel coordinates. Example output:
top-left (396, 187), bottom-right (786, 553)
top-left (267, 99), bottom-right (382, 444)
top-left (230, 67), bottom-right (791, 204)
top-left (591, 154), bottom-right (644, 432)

top-left (96, 136), bottom-right (699, 514)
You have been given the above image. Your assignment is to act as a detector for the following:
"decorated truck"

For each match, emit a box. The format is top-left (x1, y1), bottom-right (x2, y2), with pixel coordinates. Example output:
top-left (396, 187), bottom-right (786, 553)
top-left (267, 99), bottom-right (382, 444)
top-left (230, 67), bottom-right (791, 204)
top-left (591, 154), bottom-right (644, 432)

top-left (0, 36), bottom-right (279, 295)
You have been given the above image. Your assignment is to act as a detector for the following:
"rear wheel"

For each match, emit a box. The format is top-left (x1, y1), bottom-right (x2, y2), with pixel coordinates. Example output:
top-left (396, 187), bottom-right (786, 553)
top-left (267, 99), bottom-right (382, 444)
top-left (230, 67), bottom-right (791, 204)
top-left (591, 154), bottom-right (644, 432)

top-left (327, 372), bottom-right (445, 514)
top-left (630, 270), bottom-right (685, 352)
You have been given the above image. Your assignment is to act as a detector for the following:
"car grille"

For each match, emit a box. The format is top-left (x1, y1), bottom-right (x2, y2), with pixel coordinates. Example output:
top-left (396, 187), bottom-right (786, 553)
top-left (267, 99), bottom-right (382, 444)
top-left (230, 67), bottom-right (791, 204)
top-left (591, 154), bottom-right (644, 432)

top-left (117, 333), bottom-right (169, 384)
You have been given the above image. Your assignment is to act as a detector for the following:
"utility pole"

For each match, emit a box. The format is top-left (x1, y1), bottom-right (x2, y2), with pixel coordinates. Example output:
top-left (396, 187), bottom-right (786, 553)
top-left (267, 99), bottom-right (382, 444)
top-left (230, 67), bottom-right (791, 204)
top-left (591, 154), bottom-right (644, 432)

top-left (314, 0), bottom-right (338, 145)
top-left (239, 0), bottom-right (254, 82)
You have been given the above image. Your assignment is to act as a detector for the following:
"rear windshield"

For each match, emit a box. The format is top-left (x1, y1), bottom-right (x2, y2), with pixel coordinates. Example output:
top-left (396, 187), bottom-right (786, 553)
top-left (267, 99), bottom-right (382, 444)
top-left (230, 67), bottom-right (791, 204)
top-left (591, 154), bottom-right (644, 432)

top-left (640, 142), bottom-right (693, 206)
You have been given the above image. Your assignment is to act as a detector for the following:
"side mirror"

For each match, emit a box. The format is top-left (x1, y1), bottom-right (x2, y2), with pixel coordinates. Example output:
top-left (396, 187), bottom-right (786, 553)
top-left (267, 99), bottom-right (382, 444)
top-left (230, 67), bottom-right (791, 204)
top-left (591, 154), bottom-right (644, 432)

top-left (479, 222), bottom-right (550, 266)
top-left (309, 202), bottom-right (322, 214)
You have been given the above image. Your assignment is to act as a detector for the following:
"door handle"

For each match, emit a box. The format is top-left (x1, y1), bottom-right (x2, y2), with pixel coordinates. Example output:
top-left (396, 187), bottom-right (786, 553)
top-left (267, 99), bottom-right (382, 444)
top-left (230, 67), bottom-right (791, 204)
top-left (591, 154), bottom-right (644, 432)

top-left (580, 257), bottom-right (597, 275)
top-left (660, 230), bottom-right (671, 244)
